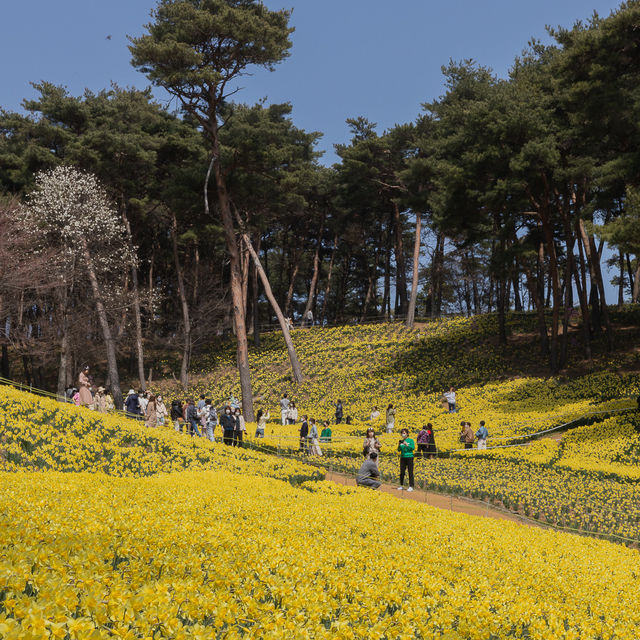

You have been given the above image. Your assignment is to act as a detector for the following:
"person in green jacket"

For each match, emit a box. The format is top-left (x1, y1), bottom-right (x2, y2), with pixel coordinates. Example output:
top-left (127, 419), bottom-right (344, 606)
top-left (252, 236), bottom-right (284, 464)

top-left (397, 428), bottom-right (415, 491)
top-left (320, 421), bottom-right (332, 442)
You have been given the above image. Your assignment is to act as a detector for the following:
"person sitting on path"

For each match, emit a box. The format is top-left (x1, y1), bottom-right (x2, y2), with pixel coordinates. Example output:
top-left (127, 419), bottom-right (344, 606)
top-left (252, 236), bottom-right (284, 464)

top-left (397, 428), bottom-right (415, 492)
top-left (356, 451), bottom-right (381, 489)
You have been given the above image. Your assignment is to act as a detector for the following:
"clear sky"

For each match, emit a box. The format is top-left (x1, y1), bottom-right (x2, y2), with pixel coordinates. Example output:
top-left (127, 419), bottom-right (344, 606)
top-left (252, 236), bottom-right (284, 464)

top-left (1, 0), bottom-right (623, 166)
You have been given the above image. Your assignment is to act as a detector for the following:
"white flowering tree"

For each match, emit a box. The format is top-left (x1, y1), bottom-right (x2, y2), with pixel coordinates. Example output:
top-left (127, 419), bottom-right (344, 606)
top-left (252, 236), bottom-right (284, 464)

top-left (22, 166), bottom-right (132, 409)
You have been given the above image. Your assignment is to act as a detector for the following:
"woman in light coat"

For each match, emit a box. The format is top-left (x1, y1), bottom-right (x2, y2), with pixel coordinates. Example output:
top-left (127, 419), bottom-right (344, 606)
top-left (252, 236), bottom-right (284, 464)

top-left (385, 404), bottom-right (396, 433)
top-left (156, 395), bottom-right (168, 426)
top-left (145, 394), bottom-right (157, 428)
top-left (309, 419), bottom-right (322, 456)
top-left (78, 366), bottom-right (93, 407)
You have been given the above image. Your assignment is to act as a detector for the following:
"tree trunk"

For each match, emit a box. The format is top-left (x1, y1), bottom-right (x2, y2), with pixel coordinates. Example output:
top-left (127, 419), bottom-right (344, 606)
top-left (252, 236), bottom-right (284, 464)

top-left (535, 239), bottom-right (549, 356)
top-left (303, 218), bottom-right (325, 319)
top-left (1, 344), bottom-right (9, 380)
top-left (80, 239), bottom-right (123, 410)
top-left (121, 204), bottom-right (146, 392)
top-left (206, 147), bottom-right (254, 420)
top-left (431, 232), bottom-right (445, 318)
top-left (252, 234), bottom-right (261, 348)
top-left (171, 212), bottom-right (191, 391)
top-left (284, 252), bottom-right (300, 317)
top-left (320, 234), bottom-right (338, 323)
top-left (633, 261), bottom-right (640, 304)
top-left (392, 202), bottom-right (408, 315)
top-left (192, 239), bottom-right (200, 307)
top-left (578, 219), bottom-right (614, 350)
top-left (406, 213), bottom-right (422, 328)
top-left (383, 221), bottom-right (391, 320)
top-left (239, 227), bottom-right (303, 384)
top-left (618, 250), bottom-right (625, 307)
top-left (540, 208), bottom-right (561, 373)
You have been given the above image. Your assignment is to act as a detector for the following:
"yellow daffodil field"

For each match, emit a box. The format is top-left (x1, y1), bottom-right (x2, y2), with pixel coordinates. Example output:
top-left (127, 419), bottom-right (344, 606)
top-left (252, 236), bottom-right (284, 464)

top-left (3, 314), bottom-right (640, 637)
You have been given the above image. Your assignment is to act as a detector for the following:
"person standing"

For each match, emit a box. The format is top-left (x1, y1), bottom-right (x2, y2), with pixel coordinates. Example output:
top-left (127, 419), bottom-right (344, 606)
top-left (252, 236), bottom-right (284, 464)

top-left (124, 389), bottom-right (141, 418)
top-left (171, 399), bottom-right (184, 432)
top-left (460, 422), bottom-right (474, 449)
top-left (197, 394), bottom-right (206, 412)
top-left (369, 406), bottom-right (381, 421)
top-left (78, 366), bottom-right (93, 408)
top-left (362, 428), bottom-right (381, 457)
top-left (233, 408), bottom-right (245, 447)
top-left (287, 401), bottom-right (298, 425)
top-left (145, 394), bottom-right (157, 428)
top-left (94, 386), bottom-right (107, 413)
top-left (309, 419), bottom-right (322, 456)
top-left (280, 393), bottom-right (290, 425)
top-left (255, 409), bottom-right (269, 438)
top-left (156, 395), bottom-right (168, 426)
top-left (385, 404), bottom-right (396, 434)
top-left (475, 421), bottom-right (489, 450)
top-left (186, 399), bottom-right (201, 437)
top-left (205, 400), bottom-right (217, 442)
top-left (356, 451), bottom-right (381, 489)
top-left (320, 420), bottom-right (332, 443)
top-left (424, 423), bottom-right (437, 459)
top-left (299, 415), bottom-right (309, 455)
top-left (334, 399), bottom-right (344, 425)
top-left (416, 425), bottom-right (430, 458)
top-left (138, 391), bottom-right (149, 416)
top-left (220, 406), bottom-right (235, 446)
top-left (397, 428), bottom-right (415, 491)
top-left (444, 387), bottom-right (457, 413)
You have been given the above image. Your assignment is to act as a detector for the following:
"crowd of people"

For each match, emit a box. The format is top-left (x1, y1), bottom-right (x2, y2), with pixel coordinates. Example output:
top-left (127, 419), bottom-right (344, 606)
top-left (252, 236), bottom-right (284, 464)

top-left (69, 369), bottom-right (492, 490)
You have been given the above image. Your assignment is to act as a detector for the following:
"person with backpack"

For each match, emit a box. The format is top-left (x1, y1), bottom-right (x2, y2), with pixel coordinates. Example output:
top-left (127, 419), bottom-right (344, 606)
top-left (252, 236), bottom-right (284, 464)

top-left (205, 400), bottom-right (217, 442)
top-left (170, 399), bottom-right (184, 432)
top-left (186, 399), bottom-right (201, 437)
top-left (220, 406), bottom-right (235, 446)
top-left (397, 428), bottom-right (415, 491)
top-left (475, 421), bottom-right (489, 449)
top-left (357, 451), bottom-right (381, 489)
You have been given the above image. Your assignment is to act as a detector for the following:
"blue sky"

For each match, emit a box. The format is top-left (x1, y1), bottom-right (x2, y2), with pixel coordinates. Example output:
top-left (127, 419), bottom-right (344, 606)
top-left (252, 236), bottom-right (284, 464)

top-left (1, 0), bottom-right (622, 165)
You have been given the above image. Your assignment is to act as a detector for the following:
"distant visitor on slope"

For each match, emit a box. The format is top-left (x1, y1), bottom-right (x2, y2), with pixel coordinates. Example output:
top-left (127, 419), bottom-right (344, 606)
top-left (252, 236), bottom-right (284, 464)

top-left (78, 366), bottom-right (93, 408)
top-left (370, 406), bottom-right (381, 421)
top-left (320, 420), bottom-right (332, 442)
top-left (124, 389), bottom-right (141, 419)
top-left (444, 387), bottom-right (457, 413)
top-left (205, 400), bottom-right (217, 442)
top-left (145, 394), bottom-right (157, 428)
top-left (334, 399), bottom-right (344, 425)
top-left (171, 399), bottom-right (184, 432)
top-left (255, 409), bottom-right (269, 438)
top-left (417, 424), bottom-right (437, 458)
top-left (155, 395), bottom-right (168, 426)
top-left (308, 418), bottom-right (322, 456)
top-left (220, 406), bottom-right (235, 445)
top-left (287, 401), bottom-right (298, 424)
top-left (475, 421), bottom-right (489, 450)
top-left (299, 415), bottom-right (309, 454)
top-left (280, 393), bottom-right (290, 425)
top-left (363, 428), bottom-right (381, 458)
top-left (233, 407), bottom-right (245, 447)
top-left (460, 421), bottom-right (474, 450)
top-left (397, 428), bottom-right (415, 491)
top-left (357, 451), bottom-right (381, 489)
top-left (385, 404), bottom-right (396, 433)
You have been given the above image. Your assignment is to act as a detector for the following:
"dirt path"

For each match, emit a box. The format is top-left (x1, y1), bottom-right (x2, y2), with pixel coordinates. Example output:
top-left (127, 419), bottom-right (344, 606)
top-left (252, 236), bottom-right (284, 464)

top-left (324, 471), bottom-right (534, 527)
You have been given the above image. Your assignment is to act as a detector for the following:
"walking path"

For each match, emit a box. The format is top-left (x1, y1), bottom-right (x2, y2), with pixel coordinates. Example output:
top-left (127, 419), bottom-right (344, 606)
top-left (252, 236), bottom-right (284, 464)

top-left (324, 470), bottom-right (534, 527)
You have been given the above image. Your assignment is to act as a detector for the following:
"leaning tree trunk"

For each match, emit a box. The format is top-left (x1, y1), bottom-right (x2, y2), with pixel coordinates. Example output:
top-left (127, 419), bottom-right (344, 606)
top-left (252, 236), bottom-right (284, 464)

top-left (171, 212), bottom-right (191, 391)
top-left (206, 149), bottom-right (254, 421)
top-left (121, 203), bottom-right (146, 392)
top-left (406, 212), bottom-right (422, 328)
top-left (238, 227), bottom-right (303, 384)
top-left (80, 239), bottom-right (123, 410)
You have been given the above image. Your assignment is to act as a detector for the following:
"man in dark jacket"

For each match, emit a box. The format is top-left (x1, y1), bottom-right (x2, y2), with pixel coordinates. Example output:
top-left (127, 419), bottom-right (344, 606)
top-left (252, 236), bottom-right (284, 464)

top-left (220, 406), bottom-right (235, 446)
top-left (299, 415), bottom-right (309, 455)
top-left (186, 399), bottom-right (201, 437)
top-left (124, 389), bottom-right (141, 419)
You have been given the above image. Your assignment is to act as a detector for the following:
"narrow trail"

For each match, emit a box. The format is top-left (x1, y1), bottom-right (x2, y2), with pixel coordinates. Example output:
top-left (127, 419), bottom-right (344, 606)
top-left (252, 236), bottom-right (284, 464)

top-left (323, 470), bottom-right (535, 527)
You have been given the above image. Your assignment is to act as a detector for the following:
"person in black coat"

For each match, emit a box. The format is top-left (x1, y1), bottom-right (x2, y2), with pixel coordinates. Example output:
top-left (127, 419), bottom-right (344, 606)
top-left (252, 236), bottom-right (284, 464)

top-left (220, 406), bottom-right (235, 446)
top-left (124, 389), bottom-right (141, 419)
top-left (299, 415), bottom-right (309, 455)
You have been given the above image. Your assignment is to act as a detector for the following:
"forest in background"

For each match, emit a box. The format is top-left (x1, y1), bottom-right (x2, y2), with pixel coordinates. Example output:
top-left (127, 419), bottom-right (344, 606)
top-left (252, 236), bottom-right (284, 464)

top-left (1, 0), bottom-right (640, 414)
